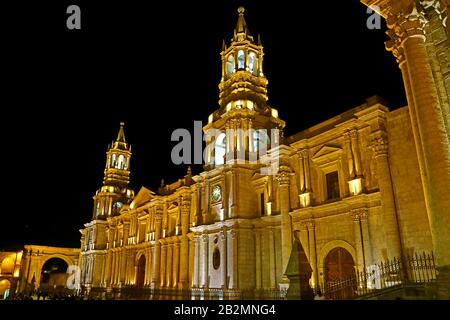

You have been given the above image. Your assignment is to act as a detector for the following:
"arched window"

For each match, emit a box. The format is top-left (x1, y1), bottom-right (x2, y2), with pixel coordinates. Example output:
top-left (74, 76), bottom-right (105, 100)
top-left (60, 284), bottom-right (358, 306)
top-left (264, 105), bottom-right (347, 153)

top-left (111, 154), bottom-right (116, 167)
top-left (214, 133), bottom-right (226, 166)
top-left (117, 155), bottom-right (125, 169)
top-left (113, 201), bottom-right (123, 214)
top-left (237, 50), bottom-right (245, 70)
top-left (248, 52), bottom-right (257, 75)
top-left (96, 202), bottom-right (100, 217)
top-left (253, 129), bottom-right (270, 154)
top-left (227, 55), bottom-right (235, 76)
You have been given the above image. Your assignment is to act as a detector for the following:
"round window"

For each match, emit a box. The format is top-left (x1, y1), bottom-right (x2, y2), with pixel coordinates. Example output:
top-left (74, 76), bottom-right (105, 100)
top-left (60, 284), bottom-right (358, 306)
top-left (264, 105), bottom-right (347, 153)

top-left (213, 248), bottom-right (221, 270)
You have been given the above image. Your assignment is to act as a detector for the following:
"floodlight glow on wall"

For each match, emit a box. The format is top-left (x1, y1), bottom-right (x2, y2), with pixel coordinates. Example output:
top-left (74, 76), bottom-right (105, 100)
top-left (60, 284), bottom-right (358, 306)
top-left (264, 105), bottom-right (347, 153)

top-left (349, 178), bottom-right (362, 196)
top-left (299, 192), bottom-right (311, 208)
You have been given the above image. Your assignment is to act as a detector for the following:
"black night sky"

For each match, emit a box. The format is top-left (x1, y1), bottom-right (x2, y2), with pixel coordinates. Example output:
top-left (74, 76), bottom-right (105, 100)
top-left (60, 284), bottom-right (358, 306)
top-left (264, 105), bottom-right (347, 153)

top-left (2, 1), bottom-right (405, 250)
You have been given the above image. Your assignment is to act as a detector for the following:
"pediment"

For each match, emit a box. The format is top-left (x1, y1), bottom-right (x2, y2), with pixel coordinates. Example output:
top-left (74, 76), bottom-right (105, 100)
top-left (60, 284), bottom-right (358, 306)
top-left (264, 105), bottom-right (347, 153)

top-left (312, 145), bottom-right (342, 160)
top-left (130, 186), bottom-right (156, 209)
top-left (168, 203), bottom-right (179, 211)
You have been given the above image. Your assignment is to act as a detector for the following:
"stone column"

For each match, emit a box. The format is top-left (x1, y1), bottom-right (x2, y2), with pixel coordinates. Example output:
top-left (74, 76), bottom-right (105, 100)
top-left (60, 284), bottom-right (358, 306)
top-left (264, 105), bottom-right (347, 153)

top-left (160, 241), bottom-right (167, 288)
top-left (151, 215), bottom-right (162, 288)
top-left (145, 248), bottom-right (152, 286)
top-left (188, 234), bottom-right (195, 287)
top-left (204, 180), bottom-right (210, 224)
top-left (344, 132), bottom-right (355, 179)
top-left (352, 210), bottom-right (365, 272)
top-left (307, 221), bottom-right (318, 290)
top-left (350, 130), bottom-right (362, 177)
top-left (110, 252), bottom-right (115, 285)
top-left (268, 228), bottom-right (276, 288)
top-left (237, 119), bottom-right (244, 156)
top-left (360, 209), bottom-right (372, 266)
top-left (228, 170), bottom-right (237, 218)
top-left (205, 134), bottom-right (212, 166)
top-left (120, 249), bottom-right (127, 284)
top-left (248, 119), bottom-right (254, 154)
top-left (220, 230), bottom-right (228, 289)
top-left (179, 199), bottom-right (190, 289)
top-left (230, 119), bottom-right (237, 155)
top-left (116, 250), bottom-right (122, 284)
top-left (386, 42), bottom-right (431, 214)
top-left (255, 230), bottom-right (262, 289)
top-left (193, 236), bottom-right (200, 288)
top-left (166, 240), bottom-right (173, 288)
top-left (386, 3), bottom-right (450, 296)
top-left (201, 234), bottom-right (209, 288)
top-left (229, 230), bottom-right (239, 289)
top-left (244, 119), bottom-right (249, 153)
top-left (302, 150), bottom-right (312, 192)
top-left (104, 251), bottom-right (112, 287)
top-left (371, 131), bottom-right (402, 260)
top-left (298, 153), bottom-right (305, 192)
top-left (226, 121), bottom-right (232, 155)
top-left (173, 240), bottom-right (180, 288)
top-left (277, 169), bottom-right (293, 276)
top-left (222, 174), bottom-right (228, 221)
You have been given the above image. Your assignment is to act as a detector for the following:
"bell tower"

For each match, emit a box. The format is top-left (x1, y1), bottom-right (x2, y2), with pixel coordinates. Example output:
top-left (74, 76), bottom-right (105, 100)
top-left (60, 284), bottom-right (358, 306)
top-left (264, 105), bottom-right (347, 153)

top-left (219, 6), bottom-right (268, 107)
top-left (92, 122), bottom-right (135, 220)
top-left (204, 7), bottom-right (285, 169)
top-left (192, 8), bottom-right (287, 294)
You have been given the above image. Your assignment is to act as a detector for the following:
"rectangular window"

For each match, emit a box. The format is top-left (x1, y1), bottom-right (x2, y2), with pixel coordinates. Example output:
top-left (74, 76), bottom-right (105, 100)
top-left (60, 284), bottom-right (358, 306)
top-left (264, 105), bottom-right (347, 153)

top-left (326, 171), bottom-right (340, 201)
top-left (138, 224), bottom-right (146, 243)
top-left (260, 193), bottom-right (265, 216)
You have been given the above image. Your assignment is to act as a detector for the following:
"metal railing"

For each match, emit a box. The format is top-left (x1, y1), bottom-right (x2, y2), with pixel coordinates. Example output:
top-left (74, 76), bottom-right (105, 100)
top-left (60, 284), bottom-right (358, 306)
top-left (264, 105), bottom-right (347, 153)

top-left (85, 286), bottom-right (288, 300)
top-left (84, 252), bottom-right (437, 300)
top-left (324, 252), bottom-right (436, 300)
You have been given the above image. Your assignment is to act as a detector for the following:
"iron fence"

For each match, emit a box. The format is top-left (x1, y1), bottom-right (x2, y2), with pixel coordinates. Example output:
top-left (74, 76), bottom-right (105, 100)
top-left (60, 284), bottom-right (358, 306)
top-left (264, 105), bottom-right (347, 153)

top-left (85, 252), bottom-right (436, 300)
top-left (324, 252), bottom-right (436, 300)
top-left (85, 286), bottom-right (288, 300)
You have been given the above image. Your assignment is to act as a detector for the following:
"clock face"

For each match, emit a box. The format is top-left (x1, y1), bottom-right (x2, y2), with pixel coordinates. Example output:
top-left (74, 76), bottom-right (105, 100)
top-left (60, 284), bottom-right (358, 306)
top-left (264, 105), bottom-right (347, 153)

top-left (211, 185), bottom-right (222, 202)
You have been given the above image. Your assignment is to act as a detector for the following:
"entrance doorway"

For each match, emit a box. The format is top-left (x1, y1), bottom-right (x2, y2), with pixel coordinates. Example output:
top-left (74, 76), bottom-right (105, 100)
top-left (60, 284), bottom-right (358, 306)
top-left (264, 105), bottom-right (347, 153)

top-left (136, 255), bottom-right (146, 288)
top-left (324, 247), bottom-right (356, 299)
top-left (40, 258), bottom-right (68, 294)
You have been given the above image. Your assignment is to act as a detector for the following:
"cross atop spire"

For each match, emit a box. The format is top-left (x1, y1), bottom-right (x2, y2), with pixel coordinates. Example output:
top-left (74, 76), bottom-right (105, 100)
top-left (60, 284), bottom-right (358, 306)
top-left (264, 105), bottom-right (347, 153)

top-left (233, 7), bottom-right (254, 43)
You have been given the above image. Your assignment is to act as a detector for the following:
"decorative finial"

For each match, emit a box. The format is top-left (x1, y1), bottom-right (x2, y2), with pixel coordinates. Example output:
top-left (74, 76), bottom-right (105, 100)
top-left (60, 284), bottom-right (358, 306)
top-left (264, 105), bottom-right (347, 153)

top-left (160, 179), bottom-right (165, 188)
top-left (187, 166), bottom-right (192, 176)
top-left (238, 7), bottom-right (245, 14)
top-left (120, 122), bottom-right (125, 127)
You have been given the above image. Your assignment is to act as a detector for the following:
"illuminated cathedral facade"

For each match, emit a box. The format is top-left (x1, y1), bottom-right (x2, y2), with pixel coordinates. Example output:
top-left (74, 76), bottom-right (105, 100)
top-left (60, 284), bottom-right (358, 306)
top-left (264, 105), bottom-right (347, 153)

top-left (5, 1), bottom-right (448, 300)
top-left (76, 3), bottom-right (450, 299)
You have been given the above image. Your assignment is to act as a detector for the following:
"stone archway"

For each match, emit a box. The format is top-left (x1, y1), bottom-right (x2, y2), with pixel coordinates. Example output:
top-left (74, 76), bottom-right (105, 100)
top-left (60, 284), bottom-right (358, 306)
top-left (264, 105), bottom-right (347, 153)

top-left (39, 257), bottom-right (69, 293)
top-left (136, 255), bottom-right (146, 288)
top-left (324, 247), bottom-right (356, 299)
top-left (0, 279), bottom-right (11, 299)
top-left (19, 246), bottom-right (79, 293)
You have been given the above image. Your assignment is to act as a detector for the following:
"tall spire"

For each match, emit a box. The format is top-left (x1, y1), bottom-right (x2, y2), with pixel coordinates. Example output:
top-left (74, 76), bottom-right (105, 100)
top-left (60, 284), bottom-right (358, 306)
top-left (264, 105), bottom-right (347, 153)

top-left (113, 122), bottom-right (129, 150)
top-left (96, 121), bottom-right (134, 220)
top-left (233, 7), bottom-right (253, 42)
